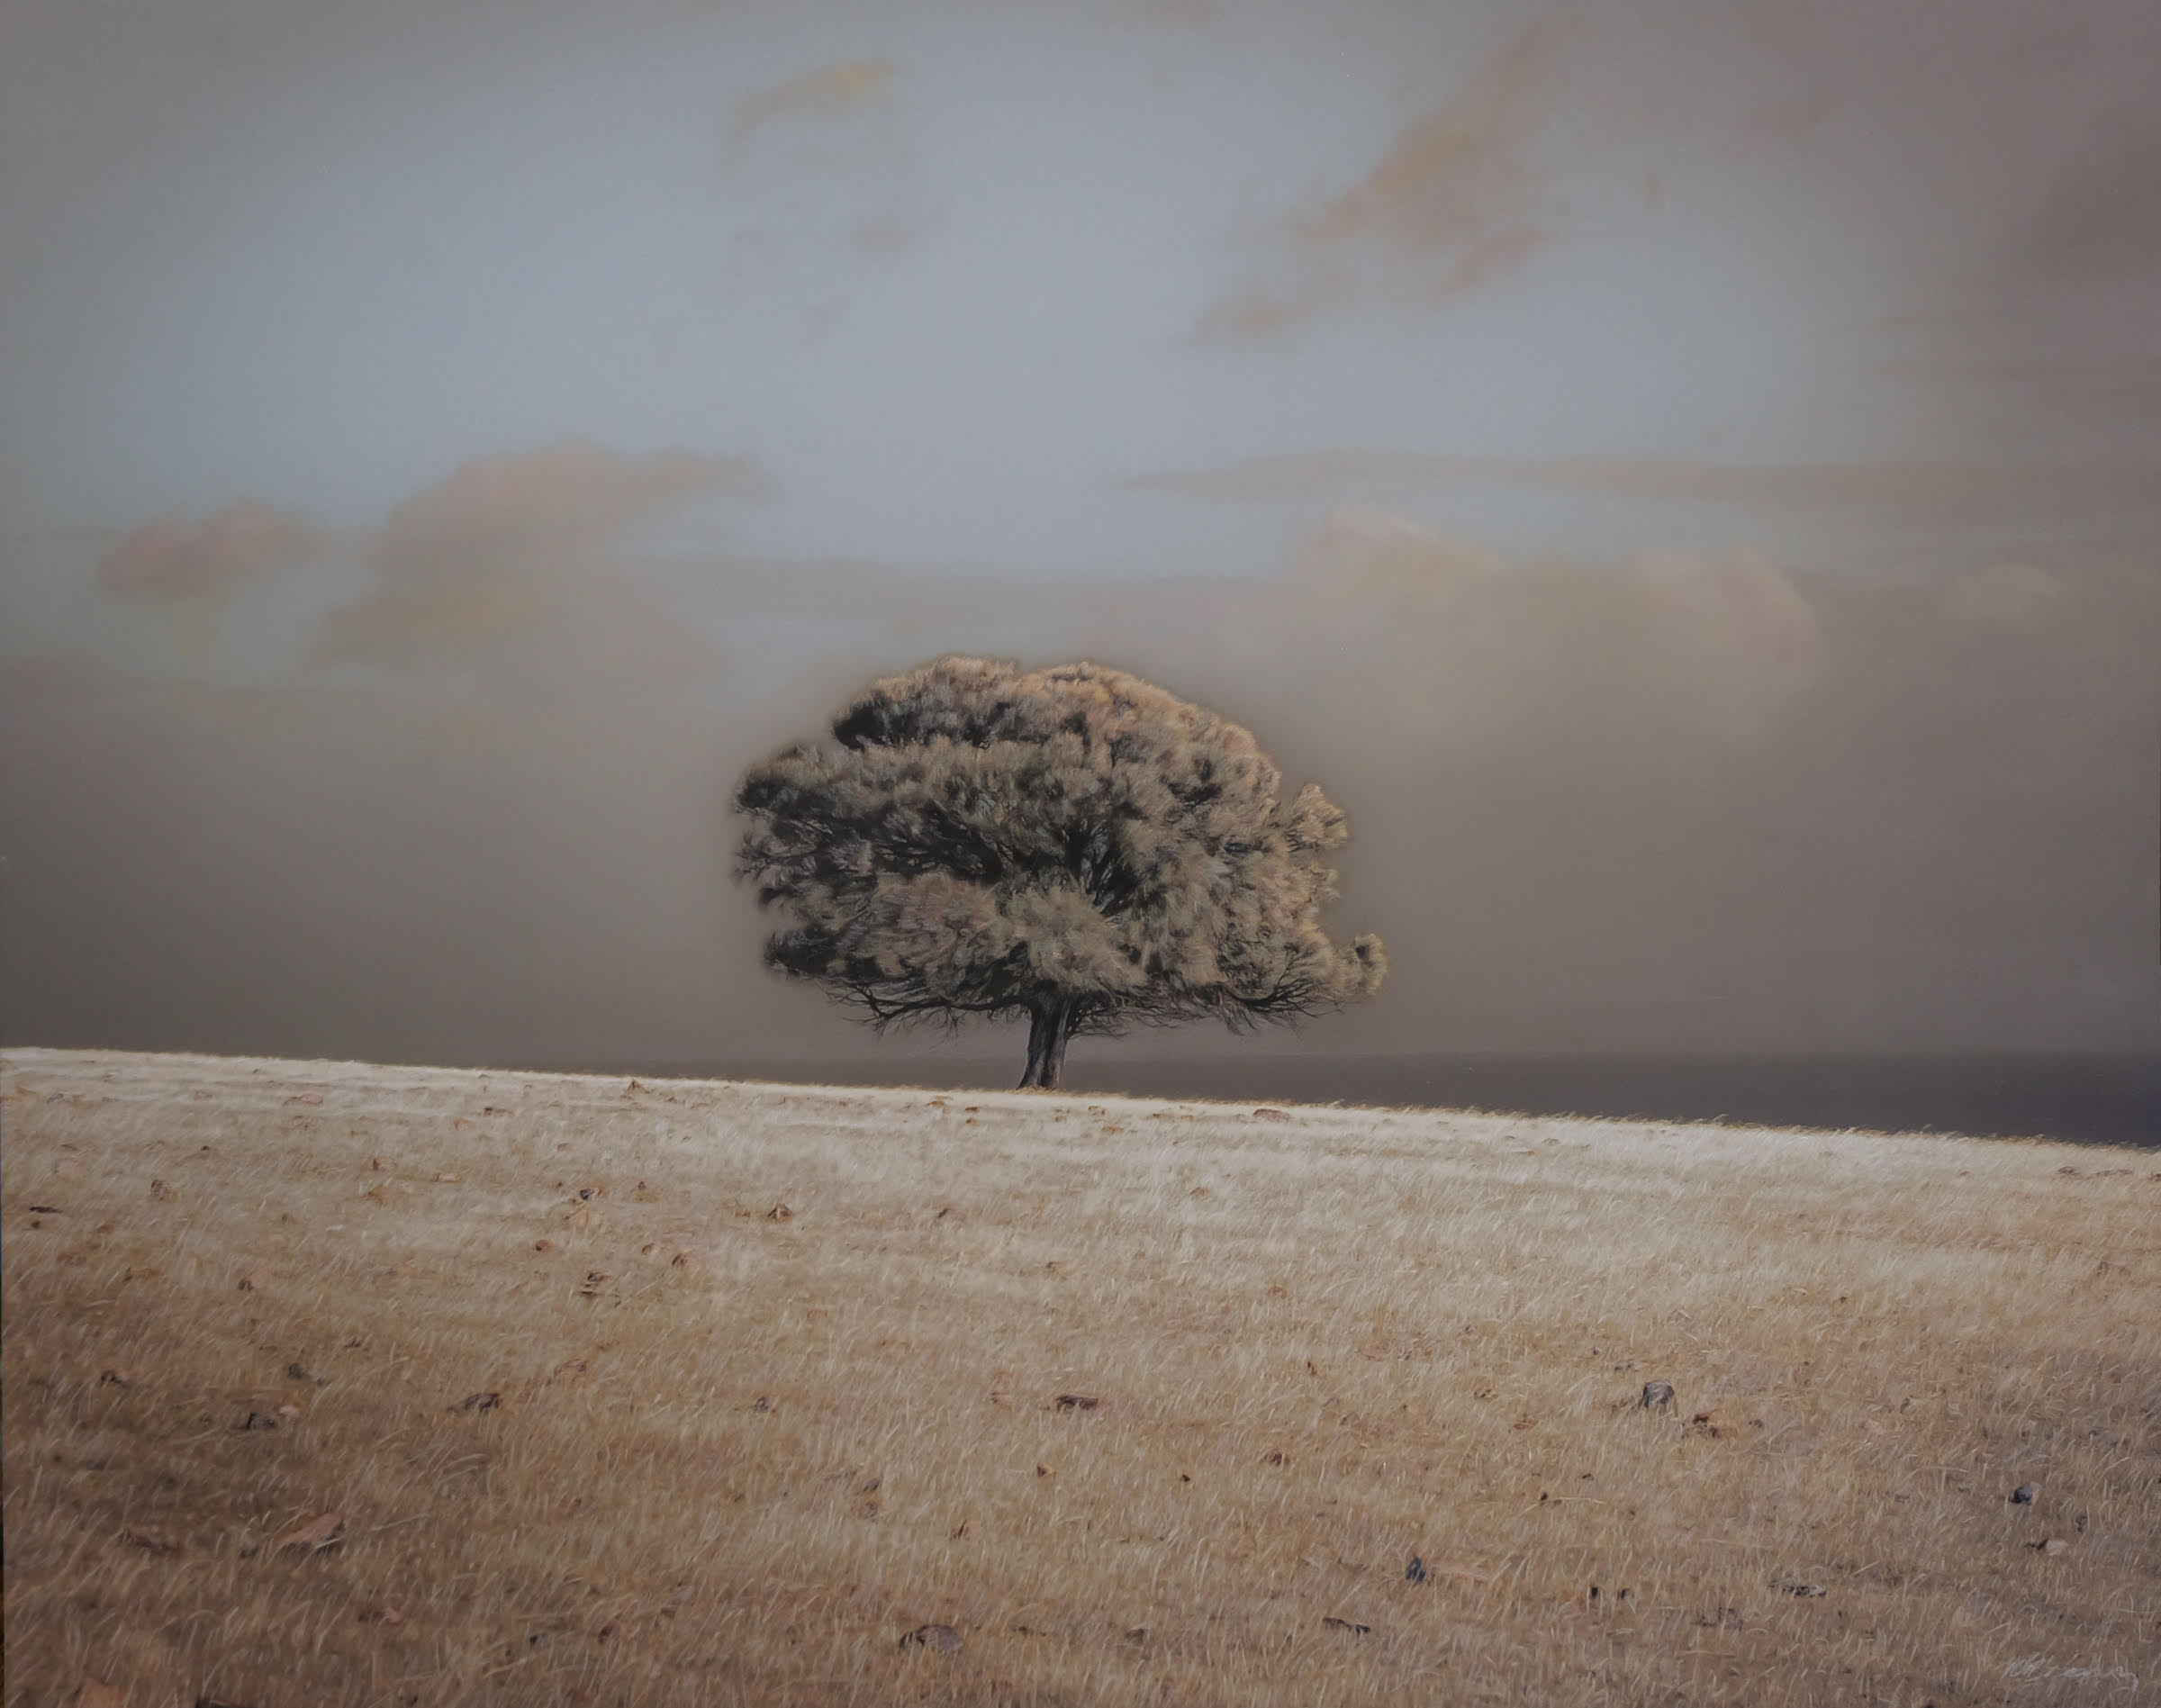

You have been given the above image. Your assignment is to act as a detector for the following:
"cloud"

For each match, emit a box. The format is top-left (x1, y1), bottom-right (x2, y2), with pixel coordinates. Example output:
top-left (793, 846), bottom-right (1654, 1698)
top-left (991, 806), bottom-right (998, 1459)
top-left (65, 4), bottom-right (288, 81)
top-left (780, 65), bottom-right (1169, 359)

top-left (0, 444), bottom-right (800, 1066)
top-left (1119, 449), bottom-right (2161, 539)
top-left (96, 502), bottom-right (313, 601)
top-left (1197, 23), bottom-right (1560, 339)
top-left (1282, 505), bottom-right (1505, 610)
top-left (316, 439), bottom-right (770, 690)
top-left (1248, 508), bottom-right (1823, 755)
top-left (720, 56), bottom-right (939, 281)
top-left (374, 438), bottom-right (772, 586)
top-left (725, 59), bottom-right (898, 162)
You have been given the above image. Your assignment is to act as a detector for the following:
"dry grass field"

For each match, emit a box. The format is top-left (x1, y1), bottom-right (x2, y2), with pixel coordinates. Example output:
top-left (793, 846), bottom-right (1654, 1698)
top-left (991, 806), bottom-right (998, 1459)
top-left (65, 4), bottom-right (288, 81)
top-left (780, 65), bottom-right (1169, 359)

top-left (3, 1046), bottom-right (2156, 1707)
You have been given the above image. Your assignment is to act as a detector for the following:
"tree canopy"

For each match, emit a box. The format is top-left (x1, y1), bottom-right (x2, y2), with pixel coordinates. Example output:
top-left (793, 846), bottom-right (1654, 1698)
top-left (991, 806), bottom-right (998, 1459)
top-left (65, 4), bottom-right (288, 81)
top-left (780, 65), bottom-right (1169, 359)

top-left (732, 656), bottom-right (1386, 1089)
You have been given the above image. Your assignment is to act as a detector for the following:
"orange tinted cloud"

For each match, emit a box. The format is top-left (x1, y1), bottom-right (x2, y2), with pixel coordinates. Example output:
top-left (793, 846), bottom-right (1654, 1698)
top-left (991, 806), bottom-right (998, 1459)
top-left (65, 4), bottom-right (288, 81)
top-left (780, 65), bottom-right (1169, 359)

top-left (375, 438), bottom-right (772, 588)
top-left (720, 56), bottom-right (937, 277)
top-left (725, 59), bottom-right (898, 161)
top-left (96, 502), bottom-right (312, 601)
top-left (1198, 23), bottom-right (1559, 339)
top-left (318, 439), bottom-right (771, 682)
top-left (1242, 508), bottom-right (1823, 754)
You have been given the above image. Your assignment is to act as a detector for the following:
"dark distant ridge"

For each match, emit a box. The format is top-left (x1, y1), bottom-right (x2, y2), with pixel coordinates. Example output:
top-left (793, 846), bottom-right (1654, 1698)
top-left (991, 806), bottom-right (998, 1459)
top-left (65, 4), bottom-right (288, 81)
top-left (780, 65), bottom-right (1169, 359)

top-left (564, 1053), bottom-right (2158, 1151)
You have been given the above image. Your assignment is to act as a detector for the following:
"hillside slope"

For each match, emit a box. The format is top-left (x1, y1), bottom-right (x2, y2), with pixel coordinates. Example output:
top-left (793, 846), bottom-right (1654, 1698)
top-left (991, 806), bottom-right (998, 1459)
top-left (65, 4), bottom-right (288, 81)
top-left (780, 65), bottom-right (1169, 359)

top-left (4, 1047), bottom-right (2156, 1706)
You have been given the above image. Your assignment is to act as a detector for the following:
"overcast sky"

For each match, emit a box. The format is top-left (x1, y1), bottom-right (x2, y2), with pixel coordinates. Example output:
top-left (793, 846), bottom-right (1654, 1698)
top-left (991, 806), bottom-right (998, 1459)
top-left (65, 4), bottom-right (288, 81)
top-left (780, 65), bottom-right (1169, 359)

top-left (3, 0), bottom-right (2156, 1071)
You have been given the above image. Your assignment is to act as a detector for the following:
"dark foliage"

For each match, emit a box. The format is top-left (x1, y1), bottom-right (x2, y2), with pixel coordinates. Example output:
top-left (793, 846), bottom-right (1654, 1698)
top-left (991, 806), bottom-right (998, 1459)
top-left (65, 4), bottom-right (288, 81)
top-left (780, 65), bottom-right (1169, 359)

top-left (733, 656), bottom-right (1386, 1088)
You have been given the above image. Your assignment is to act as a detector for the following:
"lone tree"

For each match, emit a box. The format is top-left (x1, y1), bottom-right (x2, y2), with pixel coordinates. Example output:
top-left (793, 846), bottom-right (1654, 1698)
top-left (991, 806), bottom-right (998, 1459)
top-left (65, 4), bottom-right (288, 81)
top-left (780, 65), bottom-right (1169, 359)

top-left (732, 656), bottom-right (1387, 1089)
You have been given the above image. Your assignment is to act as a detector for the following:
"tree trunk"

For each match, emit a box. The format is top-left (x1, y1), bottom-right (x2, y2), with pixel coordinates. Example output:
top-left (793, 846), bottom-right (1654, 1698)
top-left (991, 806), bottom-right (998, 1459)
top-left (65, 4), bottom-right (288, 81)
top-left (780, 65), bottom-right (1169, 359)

top-left (1041, 1000), bottom-right (1072, 1089)
top-left (1020, 1009), bottom-right (1047, 1089)
top-left (1019, 994), bottom-right (1076, 1090)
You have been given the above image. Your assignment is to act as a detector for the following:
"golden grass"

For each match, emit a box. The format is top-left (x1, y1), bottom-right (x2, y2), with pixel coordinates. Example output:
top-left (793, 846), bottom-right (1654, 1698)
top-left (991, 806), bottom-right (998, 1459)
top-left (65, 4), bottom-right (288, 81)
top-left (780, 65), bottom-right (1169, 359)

top-left (3, 1046), bottom-right (2156, 1707)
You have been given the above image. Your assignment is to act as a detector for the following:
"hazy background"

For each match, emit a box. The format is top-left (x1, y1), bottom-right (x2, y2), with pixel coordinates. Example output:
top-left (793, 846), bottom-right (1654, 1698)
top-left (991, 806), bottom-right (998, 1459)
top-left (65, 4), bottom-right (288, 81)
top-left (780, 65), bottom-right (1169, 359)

top-left (3, 2), bottom-right (2156, 1139)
